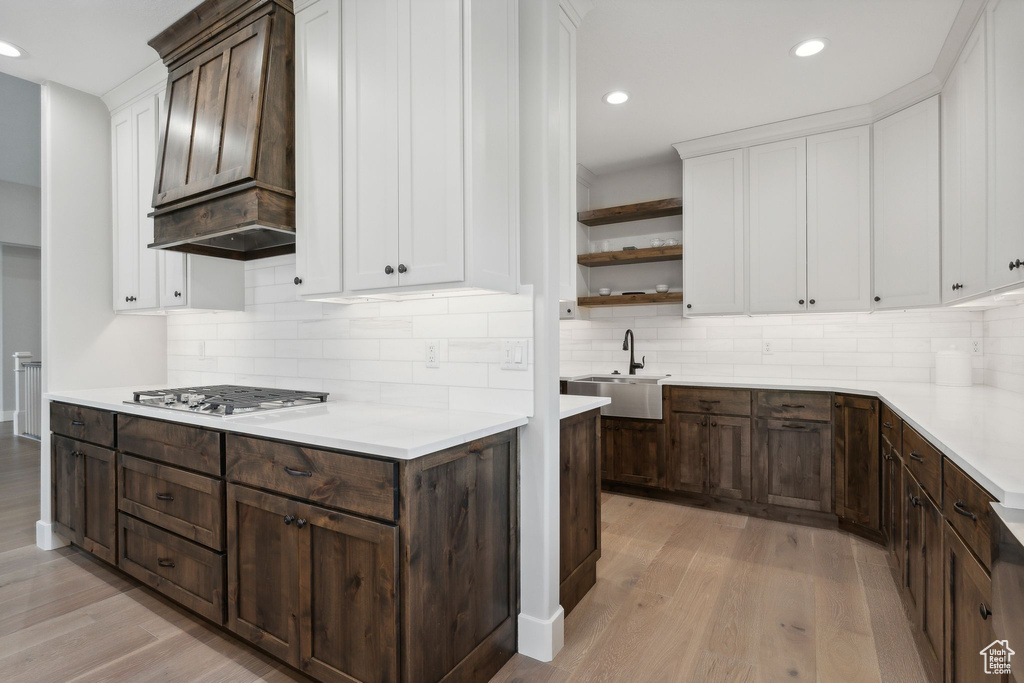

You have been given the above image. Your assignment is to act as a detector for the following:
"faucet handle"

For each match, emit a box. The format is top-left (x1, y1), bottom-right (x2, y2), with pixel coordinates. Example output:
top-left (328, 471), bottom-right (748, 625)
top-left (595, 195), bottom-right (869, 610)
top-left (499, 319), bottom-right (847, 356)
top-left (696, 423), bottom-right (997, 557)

top-left (638, 355), bottom-right (645, 369)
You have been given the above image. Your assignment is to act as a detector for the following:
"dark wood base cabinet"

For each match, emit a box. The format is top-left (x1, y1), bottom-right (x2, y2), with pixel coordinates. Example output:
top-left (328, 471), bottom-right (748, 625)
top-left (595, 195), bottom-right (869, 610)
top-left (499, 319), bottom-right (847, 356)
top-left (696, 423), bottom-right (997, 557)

top-left (50, 402), bottom-right (518, 683)
top-left (559, 409), bottom-right (601, 616)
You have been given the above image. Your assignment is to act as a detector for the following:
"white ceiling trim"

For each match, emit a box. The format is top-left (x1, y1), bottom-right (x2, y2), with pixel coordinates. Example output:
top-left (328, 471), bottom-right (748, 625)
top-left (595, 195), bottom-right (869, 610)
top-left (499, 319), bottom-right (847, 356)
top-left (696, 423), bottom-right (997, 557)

top-left (101, 60), bottom-right (166, 113)
top-left (673, 0), bottom-right (986, 160)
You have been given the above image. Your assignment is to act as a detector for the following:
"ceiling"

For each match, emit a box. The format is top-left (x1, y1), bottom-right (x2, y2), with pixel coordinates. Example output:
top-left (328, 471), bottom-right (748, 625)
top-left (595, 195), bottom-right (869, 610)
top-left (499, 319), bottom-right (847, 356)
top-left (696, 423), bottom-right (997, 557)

top-left (0, 0), bottom-right (203, 96)
top-left (577, 0), bottom-right (963, 175)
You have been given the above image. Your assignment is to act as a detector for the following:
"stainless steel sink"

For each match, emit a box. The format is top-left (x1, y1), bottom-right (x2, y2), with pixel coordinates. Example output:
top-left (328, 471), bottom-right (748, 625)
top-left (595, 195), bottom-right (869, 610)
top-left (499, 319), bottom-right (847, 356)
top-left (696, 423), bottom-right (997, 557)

top-left (565, 375), bottom-right (667, 419)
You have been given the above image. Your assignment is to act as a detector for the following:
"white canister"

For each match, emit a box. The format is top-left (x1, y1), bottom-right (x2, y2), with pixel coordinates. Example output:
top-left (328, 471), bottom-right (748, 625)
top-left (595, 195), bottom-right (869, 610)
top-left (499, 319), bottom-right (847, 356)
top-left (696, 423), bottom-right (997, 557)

top-left (935, 345), bottom-right (972, 387)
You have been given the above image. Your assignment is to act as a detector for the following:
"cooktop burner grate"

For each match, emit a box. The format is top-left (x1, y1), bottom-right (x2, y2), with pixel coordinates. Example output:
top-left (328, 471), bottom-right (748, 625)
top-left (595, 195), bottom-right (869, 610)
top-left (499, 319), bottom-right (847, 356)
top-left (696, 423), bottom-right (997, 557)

top-left (131, 385), bottom-right (329, 415)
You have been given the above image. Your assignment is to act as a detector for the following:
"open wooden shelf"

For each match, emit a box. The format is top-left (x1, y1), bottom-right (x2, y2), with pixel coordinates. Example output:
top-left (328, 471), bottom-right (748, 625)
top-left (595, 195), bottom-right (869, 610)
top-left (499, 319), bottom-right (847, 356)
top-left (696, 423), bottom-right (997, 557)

top-left (577, 244), bottom-right (682, 267)
top-left (577, 197), bottom-right (682, 227)
top-left (578, 292), bottom-right (684, 307)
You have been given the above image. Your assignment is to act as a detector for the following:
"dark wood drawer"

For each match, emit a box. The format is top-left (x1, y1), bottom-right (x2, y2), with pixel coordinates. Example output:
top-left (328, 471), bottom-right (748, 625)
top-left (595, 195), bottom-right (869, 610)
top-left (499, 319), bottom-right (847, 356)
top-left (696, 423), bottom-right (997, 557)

top-left (880, 404), bottom-right (902, 455)
top-left (944, 459), bottom-right (996, 570)
top-left (118, 513), bottom-right (225, 624)
top-left (119, 454), bottom-right (225, 550)
top-left (118, 415), bottom-right (222, 476)
top-left (754, 391), bottom-right (832, 422)
top-left (668, 387), bottom-right (751, 416)
top-left (50, 402), bottom-right (115, 448)
top-left (903, 423), bottom-right (942, 503)
top-left (226, 435), bottom-right (397, 522)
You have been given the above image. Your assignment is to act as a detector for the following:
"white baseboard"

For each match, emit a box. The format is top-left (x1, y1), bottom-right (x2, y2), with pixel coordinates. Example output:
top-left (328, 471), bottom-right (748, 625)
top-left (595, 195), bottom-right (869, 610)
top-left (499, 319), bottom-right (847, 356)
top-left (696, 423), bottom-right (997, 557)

top-left (517, 607), bottom-right (564, 662)
top-left (36, 520), bottom-right (70, 550)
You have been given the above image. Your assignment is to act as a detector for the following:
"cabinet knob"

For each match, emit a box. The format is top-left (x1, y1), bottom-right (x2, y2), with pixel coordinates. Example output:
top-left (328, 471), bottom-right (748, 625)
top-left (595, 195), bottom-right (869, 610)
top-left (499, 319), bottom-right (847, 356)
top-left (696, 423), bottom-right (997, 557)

top-left (1010, 259), bottom-right (1023, 271)
top-left (294, 277), bottom-right (302, 285)
top-left (397, 264), bottom-right (408, 274)
top-left (909, 494), bottom-right (921, 507)
top-left (296, 518), bottom-right (307, 529)
top-left (284, 515), bottom-right (295, 525)
top-left (384, 265), bottom-right (394, 275)
top-left (874, 296), bottom-right (881, 302)
top-left (686, 304), bottom-right (692, 309)
top-left (174, 290), bottom-right (181, 298)
top-left (808, 299), bottom-right (815, 305)
top-left (980, 602), bottom-right (992, 620)
top-left (125, 295), bottom-right (137, 302)
top-left (711, 421), bottom-right (716, 427)
top-left (798, 299), bottom-right (805, 305)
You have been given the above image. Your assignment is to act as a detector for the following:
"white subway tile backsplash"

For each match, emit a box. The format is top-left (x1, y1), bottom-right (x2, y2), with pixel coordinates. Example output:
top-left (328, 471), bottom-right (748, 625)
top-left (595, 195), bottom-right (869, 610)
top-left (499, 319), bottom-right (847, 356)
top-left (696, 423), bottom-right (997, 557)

top-left (166, 255), bottom-right (534, 414)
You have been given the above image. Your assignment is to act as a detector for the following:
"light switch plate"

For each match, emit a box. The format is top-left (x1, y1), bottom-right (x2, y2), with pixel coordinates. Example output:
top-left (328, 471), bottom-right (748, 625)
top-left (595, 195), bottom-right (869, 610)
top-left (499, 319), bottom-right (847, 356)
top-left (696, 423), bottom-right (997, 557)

top-left (502, 340), bottom-right (529, 370)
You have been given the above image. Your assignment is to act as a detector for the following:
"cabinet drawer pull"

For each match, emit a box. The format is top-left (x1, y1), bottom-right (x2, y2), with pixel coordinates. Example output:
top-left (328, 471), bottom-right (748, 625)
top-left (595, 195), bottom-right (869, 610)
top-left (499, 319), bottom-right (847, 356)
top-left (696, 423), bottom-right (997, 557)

top-left (698, 399), bottom-right (720, 404)
top-left (296, 518), bottom-right (307, 529)
top-left (71, 420), bottom-right (85, 426)
top-left (884, 454), bottom-right (894, 461)
top-left (980, 603), bottom-right (992, 620)
top-left (781, 404), bottom-right (805, 409)
top-left (284, 466), bottom-right (312, 477)
top-left (157, 558), bottom-right (175, 568)
top-left (953, 500), bottom-right (977, 520)
top-left (781, 423), bottom-right (806, 430)
top-left (883, 421), bottom-right (893, 428)
top-left (155, 493), bottom-right (174, 502)
top-left (284, 515), bottom-right (295, 525)
top-left (909, 494), bottom-right (921, 507)
top-left (909, 452), bottom-right (924, 463)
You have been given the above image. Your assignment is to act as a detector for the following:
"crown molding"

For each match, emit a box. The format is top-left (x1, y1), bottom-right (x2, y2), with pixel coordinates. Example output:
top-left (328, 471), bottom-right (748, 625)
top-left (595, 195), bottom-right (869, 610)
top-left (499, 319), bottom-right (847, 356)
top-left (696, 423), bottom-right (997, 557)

top-left (559, 0), bottom-right (593, 28)
top-left (101, 60), bottom-right (165, 113)
top-left (575, 163), bottom-right (598, 187)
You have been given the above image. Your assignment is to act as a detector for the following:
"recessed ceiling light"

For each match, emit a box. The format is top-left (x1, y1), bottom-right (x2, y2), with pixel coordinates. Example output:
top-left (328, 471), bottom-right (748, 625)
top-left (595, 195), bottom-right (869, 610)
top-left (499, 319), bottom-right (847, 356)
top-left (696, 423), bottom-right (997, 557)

top-left (603, 90), bottom-right (629, 105)
top-left (791, 38), bottom-right (828, 58)
top-left (0, 40), bottom-right (24, 58)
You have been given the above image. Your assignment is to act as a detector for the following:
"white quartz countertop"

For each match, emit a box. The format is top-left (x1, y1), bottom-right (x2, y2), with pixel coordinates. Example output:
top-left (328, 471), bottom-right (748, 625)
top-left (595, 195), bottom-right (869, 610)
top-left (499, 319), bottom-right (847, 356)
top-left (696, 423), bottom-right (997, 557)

top-left (559, 395), bottom-right (611, 420)
top-left (561, 373), bottom-right (1024, 510)
top-left (44, 387), bottom-right (528, 461)
top-left (992, 504), bottom-right (1024, 548)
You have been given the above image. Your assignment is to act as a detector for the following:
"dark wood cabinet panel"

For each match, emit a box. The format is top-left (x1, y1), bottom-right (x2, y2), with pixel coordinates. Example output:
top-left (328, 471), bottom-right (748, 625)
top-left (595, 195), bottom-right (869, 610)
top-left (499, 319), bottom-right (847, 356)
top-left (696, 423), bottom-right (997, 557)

top-left (903, 423), bottom-right (943, 504)
top-left (559, 409), bottom-right (601, 616)
top-left (754, 418), bottom-right (832, 512)
top-left (50, 402), bottom-right (115, 448)
top-left (52, 434), bottom-right (117, 565)
top-left (226, 484), bottom-right (300, 666)
top-left (904, 468), bottom-right (924, 611)
top-left (946, 523), bottom-right (1005, 683)
top-left (297, 500), bottom-right (399, 683)
top-left (118, 514), bottom-right (226, 624)
top-left (603, 418), bottom-right (663, 488)
top-left (668, 387), bottom-right (751, 416)
top-left (227, 434), bottom-right (397, 522)
top-left (754, 390), bottom-right (832, 422)
top-left (708, 416), bottom-right (751, 500)
top-left (666, 411), bottom-right (707, 493)
top-left (118, 453), bottom-right (225, 550)
top-left (882, 444), bottom-right (904, 571)
top-left (944, 459), bottom-right (996, 570)
top-left (834, 395), bottom-right (881, 536)
top-left (903, 467), bottom-right (943, 679)
top-left (118, 414), bottom-right (223, 476)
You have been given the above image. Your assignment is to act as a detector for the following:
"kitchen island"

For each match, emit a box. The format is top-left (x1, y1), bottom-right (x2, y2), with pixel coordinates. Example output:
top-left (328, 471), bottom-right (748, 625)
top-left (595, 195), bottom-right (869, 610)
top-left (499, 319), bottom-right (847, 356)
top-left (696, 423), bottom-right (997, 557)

top-left (44, 387), bottom-right (529, 683)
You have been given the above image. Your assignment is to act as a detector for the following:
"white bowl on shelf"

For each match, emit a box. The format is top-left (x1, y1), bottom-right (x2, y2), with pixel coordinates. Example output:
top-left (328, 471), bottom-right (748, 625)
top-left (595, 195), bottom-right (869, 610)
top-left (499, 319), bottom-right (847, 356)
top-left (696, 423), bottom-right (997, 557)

top-left (598, 288), bottom-right (612, 296)
top-left (650, 238), bottom-right (663, 248)
top-left (655, 284), bottom-right (669, 293)
top-left (664, 238), bottom-right (679, 247)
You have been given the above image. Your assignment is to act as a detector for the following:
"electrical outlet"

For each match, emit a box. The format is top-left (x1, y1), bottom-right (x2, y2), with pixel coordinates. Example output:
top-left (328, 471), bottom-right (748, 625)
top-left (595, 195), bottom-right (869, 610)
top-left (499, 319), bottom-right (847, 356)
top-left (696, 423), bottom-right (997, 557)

top-left (972, 339), bottom-right (983, 355)
top-left (763, 340), bottom-right (772, 354)
top-left (425, 340), bottom-right (440, 368)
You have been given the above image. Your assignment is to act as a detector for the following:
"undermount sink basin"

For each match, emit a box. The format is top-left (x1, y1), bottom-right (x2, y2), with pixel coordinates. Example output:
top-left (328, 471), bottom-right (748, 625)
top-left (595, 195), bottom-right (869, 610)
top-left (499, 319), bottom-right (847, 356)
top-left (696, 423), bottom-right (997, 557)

top-left (565, 375), bottom-right (667, 419)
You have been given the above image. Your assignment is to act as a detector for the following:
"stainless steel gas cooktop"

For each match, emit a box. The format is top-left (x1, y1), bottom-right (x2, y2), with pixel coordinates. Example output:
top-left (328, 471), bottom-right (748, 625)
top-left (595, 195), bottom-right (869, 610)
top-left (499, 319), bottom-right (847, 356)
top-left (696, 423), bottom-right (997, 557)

top-left (127, 385), bottom-right (329, 417)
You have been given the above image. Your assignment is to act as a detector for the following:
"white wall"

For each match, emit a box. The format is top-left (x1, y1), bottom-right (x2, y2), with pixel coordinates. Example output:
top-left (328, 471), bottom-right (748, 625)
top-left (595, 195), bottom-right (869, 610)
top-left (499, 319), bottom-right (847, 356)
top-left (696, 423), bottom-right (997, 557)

top-left (983, 302), bottom-right (1024, 393)
top-left (39, 81), bottom-right (166, 549)
top-left (0, 181), bottom-right (42, 248)
top-left (0, 72), bottom-right (41, 188)
top-left (167, 255), bottom-right (534, 415)
top-left (1, 246), bottom-right (42, 416)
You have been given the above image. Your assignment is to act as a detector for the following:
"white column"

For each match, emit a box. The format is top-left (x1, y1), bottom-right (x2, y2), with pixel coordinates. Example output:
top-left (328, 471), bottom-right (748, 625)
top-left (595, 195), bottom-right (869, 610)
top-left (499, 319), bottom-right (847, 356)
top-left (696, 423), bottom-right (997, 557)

top-left (12, 352), bottom-right (30, 434)
top-left (517, 0), bottom-right (564, 662)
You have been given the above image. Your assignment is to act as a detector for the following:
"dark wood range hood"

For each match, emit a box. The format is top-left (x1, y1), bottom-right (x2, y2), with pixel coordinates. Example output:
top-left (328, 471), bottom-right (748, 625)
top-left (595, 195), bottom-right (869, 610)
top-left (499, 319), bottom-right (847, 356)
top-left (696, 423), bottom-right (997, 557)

top-left (147, 0), bottom-right (295, 261)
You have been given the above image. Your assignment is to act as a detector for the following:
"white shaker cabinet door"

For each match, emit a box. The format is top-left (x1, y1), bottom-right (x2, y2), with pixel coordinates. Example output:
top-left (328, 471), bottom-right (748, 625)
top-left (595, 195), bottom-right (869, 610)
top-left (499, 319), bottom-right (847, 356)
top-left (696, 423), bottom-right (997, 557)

top-left (294, 0), bottom-right (343, 297)
top-left (112, 108), bottom-right (137, 312)
top-left (683, 149), bottom-right (745, 315)
top-left (398, 0), bottom-right (465, 288)
top-left (342, 0), bottom-right (402, 293)
top-left (132, 95), bottom-right (160, 311)
top-left (941, 67), bottom-right (964, 303)
top-left (987, 0), bottom-right (1024, 289)
top-left (872, 96), bottom-right (940, 310)
top-left (748, 138), bottom-right (807, 314)
top-left (806, 126), bottom-right (871, 313)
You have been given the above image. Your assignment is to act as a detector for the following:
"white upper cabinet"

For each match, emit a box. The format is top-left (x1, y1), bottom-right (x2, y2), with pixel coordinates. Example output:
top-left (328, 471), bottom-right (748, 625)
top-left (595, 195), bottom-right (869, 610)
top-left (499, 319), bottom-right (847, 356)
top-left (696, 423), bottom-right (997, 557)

top-left (683, 149), bottom-right (745, 315)
top-left (109, 81), bottom-right (243, 314)
top-left (872, 96), bottom-right (940, 309)
top-left (806, 126), bottom-right (872, 313)
top-left (295, 0), bottom-right (519, 300)
top-left (943, 19), bottom-right (988, 302)
top-left (987, 0), bottom-right (1024, 289)
top-left (748, 138), bottom-right (807, 314)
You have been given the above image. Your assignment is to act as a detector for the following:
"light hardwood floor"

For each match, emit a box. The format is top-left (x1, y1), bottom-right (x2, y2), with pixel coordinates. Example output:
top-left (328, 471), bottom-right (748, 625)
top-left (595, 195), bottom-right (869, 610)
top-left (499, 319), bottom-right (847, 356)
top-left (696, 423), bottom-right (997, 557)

top-left (0, 424), bottom-right (926, 682)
